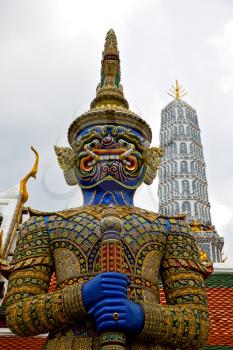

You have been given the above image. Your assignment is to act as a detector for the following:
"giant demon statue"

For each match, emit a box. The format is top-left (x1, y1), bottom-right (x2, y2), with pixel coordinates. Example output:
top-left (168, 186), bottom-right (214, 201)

top-left (5, 30), bottom-right (212, 350)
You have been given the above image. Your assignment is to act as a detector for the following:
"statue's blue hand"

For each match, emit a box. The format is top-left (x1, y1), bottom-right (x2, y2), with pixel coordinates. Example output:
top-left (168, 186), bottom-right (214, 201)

top-left (82, 272), bottom-right (130, 312)
top-left (89, 298), bottom-right (145, 335)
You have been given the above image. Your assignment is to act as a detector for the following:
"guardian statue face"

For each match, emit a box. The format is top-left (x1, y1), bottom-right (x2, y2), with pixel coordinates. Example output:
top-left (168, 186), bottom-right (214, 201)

top-left (73, 125), bottom-right (147, 190)
top-left (55, 125), bottom-right (162, 194)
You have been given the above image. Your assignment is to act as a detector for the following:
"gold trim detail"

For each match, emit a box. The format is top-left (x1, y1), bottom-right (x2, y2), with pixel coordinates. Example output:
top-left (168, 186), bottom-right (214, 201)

top-left (168, 80), bottom-right (187, 100)
top-left (27, 205), bottom-right (160, 222)
top-left (20, 146), bottom-right (39, 204)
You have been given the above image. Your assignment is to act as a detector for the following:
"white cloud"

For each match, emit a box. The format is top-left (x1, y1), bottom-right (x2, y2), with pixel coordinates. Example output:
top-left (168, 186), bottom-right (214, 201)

top-left (209, 18), bottom-right (233, 93)
top-left (210, 197), bottom-right (233, 231)
top-left (210, 196), bottom-right (233, 263)
top-left (50, 0), bottom-right (155, 40)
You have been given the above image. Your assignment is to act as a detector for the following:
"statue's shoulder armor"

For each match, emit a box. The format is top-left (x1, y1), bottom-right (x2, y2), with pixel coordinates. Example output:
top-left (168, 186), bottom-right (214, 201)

top-left (128, 208), bottom-right (186, 223)
top-left (9, 208), bottom-right (54, 273)
top-left (158, 213), bottom-right (188, 227)
top-left (28, 207), bottom-right (58, 217)
top-left (27, 206), bottom-right (186, 223)
top-left (159, 213), bottom-right (186, 220)
top-left (28, 205), bottom-right (161, 221)
top-left (116, 206), bottom-right (160, 222)
top-left (28, 207), bottom-right (85, 220)
top-left (27, 206), bottom-right (106, 222)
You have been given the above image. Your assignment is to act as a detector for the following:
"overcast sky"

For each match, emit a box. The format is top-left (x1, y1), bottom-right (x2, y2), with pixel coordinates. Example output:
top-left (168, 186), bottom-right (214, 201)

top-left (0, 0), bottom-right (233, 261)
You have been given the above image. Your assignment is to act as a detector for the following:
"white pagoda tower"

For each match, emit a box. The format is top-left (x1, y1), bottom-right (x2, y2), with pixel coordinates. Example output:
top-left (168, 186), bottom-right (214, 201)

top-left (158, 81), bottom-right (224, 262)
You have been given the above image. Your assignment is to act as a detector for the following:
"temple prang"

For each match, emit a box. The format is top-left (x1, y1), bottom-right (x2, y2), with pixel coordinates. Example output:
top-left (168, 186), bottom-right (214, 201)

top-left (158, 84), bottom-right (224, 262)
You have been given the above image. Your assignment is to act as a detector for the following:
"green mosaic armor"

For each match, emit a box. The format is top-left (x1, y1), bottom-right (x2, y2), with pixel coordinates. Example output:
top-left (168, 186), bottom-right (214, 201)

top-left (6, 205), bottom-right (211, 350)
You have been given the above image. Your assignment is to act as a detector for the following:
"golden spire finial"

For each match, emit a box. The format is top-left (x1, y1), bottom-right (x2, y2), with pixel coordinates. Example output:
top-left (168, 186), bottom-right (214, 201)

top-left (90, 29), bottom-right (129, 110)
top-left (104, 29), bottom-right (118, 56)
top-left (20, 146), bottom-right (39, 204)
top-left (168, 80), bottom-right (187, 100)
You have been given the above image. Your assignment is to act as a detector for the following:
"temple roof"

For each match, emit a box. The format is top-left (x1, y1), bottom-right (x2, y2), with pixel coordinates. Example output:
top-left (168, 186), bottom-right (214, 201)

top-left (163, 97), bottom-right (195, 111)
top-left (0, 185), bottom-right (20, 200)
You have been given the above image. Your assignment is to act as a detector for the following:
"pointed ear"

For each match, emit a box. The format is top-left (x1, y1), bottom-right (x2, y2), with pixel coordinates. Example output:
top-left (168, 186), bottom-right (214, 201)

top-left (143, 147), bottom-right (164, 185)
top-left (54, 145), bottom-right (78, 186)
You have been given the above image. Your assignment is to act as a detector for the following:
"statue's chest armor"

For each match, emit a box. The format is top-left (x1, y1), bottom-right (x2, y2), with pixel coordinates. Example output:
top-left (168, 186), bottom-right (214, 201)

top-left (48, 209), bottom-right (168, 289)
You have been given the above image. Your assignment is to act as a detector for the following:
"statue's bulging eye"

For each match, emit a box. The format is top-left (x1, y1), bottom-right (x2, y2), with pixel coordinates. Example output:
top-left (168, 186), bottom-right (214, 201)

top-left (87, 139), bottom-right (101, 149)
top-left (118, 139), bottom-right (131, 148)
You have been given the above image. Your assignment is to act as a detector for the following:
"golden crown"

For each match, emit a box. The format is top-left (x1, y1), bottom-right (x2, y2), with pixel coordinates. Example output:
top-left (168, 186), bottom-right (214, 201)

top-left (68, 29), bottom-right (152, 145)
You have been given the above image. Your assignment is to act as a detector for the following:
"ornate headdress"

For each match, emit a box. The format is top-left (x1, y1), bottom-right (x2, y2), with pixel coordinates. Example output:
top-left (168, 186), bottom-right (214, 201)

top-left (55, 30), bottom-right (162, 188)
top-left (68, 29), bottom-right (152, 145)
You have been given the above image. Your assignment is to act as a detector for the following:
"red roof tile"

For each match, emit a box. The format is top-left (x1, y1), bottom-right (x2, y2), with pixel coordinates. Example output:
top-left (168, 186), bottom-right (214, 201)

top-left (159, 288), bottom-right (233, 346)
top-left (0, 336), bottom-right (46, 350)
top-left (207, 288), bottom-right (233, 346)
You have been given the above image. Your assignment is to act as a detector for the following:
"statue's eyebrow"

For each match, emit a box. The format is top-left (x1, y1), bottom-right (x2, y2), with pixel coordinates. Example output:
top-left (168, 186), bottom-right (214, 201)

top-left (115, 132), bottom-right (145, 151)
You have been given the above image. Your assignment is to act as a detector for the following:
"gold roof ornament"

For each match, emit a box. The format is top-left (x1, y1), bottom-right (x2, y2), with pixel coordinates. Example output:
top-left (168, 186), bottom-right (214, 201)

top-left (20, 146), bottom-right (39, 204)
top-left (190, 220), bottom-right (202, 233)
top-left (199, 250), bottom-right (209, 263)
top-left (168, 80), bottom-right (187, 100)
top-left (68, 29), bottom-right (152, 144)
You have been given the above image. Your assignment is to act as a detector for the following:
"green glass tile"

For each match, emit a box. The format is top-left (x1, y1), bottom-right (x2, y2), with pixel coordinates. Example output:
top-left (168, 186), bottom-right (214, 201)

top-left (124, 223), bottom-right (133, 231)
top-left (204, 347), bottom-right (233, 350)
top-left (138, 217), bottom-right (146, 223)
top-left (205, 274), bottom-right (233, 288)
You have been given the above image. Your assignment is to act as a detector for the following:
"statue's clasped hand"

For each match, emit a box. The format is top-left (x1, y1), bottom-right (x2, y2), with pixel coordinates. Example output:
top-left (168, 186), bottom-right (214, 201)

top-left (82, 272), bottom-right (144, 335)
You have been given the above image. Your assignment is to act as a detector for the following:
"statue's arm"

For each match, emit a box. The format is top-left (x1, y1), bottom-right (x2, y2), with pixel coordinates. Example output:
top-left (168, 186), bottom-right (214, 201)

top-left (139, 218), bottom-right (212, 349)
top-left (5, 217), bottom-right (87, 336)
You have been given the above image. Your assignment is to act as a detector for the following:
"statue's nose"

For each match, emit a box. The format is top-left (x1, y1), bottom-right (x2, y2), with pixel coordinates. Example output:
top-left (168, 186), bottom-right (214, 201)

top-left (102, 135), bottom-right (115, 147)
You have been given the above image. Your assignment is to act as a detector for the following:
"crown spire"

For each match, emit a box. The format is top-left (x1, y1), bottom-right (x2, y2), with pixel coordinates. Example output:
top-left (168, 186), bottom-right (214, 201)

top-left (168, 80), bottom-right (187, 100)
top-left (103, 29), bottom-right (119, 58)
top-left (68, 30), bottom-right (153, 145)
top-left (90, 29), bottom-right (129, 110)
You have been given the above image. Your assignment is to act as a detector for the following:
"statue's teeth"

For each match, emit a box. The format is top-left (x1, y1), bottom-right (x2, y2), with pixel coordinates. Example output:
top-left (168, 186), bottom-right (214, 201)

top-left (98, 154), bottom-right (121, 161)
top-left (87, 160), bottom-right (96, 166)
top-left (123, 159), bottom-right (131, 165)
